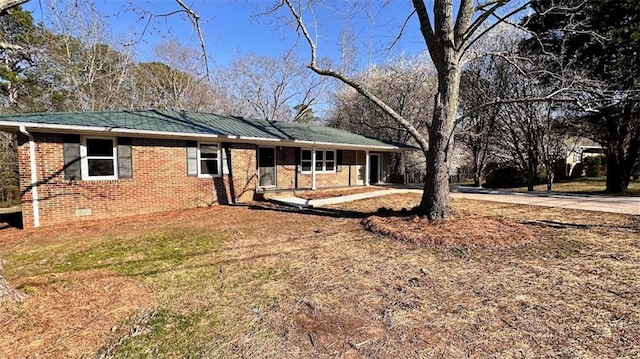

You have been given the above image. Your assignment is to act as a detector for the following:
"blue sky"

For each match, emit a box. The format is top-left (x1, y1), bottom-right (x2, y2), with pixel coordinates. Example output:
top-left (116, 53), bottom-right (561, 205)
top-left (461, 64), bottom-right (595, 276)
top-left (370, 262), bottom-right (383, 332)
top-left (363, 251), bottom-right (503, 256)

top-left (26, 0), bottom-right (428, 72)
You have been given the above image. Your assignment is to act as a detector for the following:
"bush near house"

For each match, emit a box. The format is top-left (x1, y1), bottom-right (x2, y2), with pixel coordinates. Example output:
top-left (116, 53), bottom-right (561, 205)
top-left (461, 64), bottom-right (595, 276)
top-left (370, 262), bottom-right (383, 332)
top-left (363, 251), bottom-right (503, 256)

top-left (484, 166), bottom-right (546, 188)
top-left (583, 155), bottom-right (606, 177)
top-left (484, 166), bottom-right (526, 188)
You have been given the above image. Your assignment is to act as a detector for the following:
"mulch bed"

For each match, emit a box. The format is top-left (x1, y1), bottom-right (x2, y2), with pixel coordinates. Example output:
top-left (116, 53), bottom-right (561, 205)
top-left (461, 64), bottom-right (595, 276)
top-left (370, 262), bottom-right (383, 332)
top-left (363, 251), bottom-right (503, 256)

top-left (363, 213), bottom-right (534, 249)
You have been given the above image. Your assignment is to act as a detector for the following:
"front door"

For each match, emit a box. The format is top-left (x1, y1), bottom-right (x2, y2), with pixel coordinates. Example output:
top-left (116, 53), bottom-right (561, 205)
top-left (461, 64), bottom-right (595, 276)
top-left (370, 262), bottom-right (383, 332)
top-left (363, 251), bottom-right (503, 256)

top-left (369, 154), bottom-right (379, 184)
top-left (258, 147), bottom-right (276, 187)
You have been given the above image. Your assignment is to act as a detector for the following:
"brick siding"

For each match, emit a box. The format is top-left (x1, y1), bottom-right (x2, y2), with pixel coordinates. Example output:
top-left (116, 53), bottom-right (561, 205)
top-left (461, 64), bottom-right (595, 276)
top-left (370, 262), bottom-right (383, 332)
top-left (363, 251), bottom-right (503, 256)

top-left (17, 134), bottom-right (393, 228)
top-left (17, 133), bottom-right (258, 228)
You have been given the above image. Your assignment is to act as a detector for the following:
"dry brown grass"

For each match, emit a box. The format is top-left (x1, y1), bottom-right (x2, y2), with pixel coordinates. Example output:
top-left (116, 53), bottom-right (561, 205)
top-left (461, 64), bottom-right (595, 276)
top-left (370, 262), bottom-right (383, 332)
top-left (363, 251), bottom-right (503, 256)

top-left (0, 270), bottom-right (154, 358)
top-left (510, 177), bottom-right (640, 195)
top-left (0, 193), bottom-right (639, 358)
top-left (363, 214), bottom-right (534, 248)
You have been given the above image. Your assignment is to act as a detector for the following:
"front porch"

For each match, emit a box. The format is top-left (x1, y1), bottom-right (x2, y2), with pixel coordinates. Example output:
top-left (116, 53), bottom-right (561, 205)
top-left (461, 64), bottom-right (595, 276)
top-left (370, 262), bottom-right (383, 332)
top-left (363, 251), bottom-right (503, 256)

top-left (255, 147), bottom-right (408, 193)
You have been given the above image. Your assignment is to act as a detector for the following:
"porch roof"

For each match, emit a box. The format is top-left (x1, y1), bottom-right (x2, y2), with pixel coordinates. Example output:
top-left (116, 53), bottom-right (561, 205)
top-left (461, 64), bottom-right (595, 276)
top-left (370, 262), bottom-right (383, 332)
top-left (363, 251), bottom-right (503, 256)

top-left (0, 109), bottom-right (414, 151)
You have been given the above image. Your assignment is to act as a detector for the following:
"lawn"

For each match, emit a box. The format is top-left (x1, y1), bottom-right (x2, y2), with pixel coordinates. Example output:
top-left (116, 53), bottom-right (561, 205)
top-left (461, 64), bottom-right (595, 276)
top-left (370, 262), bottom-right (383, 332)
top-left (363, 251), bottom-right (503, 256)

top-left (510, 177), bottom-right (640, 195)
top-left (1, 194), bottom-right (639, 358)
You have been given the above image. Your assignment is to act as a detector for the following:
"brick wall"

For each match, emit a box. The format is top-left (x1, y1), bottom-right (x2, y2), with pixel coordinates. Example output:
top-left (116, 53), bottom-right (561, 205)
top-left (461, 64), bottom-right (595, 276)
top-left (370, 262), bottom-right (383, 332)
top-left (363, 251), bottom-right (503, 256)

top-left (226, 143), bottom-right (258, 202)
top-left (17, 132), bottom-right (395, 228)
top-left (272, 148), bottom-right (367, 189)
top-left (17, 133), bottom-right (258, 228)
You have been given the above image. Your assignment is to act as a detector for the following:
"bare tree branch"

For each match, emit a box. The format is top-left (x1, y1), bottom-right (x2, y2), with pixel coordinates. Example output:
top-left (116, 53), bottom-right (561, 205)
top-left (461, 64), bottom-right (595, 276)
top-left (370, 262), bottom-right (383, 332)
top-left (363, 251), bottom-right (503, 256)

top-left (454, 0), bottom-right (475, 49)
top-left (0, 41), bottom-right (22, 51)
top-left (411, 0), bottom-right (439, 71)
top-left (284, 0), bottom-right (429, 153)
top-left (461, 2), bottom-right (530, 57)
top-left (386, 9), bottom-right (416, 52)
top-left (175, 0), bottom-right (210, 82)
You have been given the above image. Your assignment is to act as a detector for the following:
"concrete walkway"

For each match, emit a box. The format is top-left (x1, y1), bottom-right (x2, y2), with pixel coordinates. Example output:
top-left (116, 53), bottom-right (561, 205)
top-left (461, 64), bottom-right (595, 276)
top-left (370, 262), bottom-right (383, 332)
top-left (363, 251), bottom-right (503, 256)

top-left (271, 186), bottom-right (640, 216)
top-left (272, 188), bottom-right (420, 209)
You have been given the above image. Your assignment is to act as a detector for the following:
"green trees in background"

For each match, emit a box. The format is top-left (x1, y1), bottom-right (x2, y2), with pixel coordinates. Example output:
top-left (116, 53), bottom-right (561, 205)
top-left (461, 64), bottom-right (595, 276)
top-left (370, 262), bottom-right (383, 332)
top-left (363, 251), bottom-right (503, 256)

top-left (522, 0), bottom-right (640, 193)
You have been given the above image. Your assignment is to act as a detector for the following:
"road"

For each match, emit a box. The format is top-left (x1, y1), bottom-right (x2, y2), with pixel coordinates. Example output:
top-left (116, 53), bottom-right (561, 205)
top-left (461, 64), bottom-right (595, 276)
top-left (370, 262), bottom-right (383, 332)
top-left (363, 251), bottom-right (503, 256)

top-left (449, 186), bottom-right (640, 216)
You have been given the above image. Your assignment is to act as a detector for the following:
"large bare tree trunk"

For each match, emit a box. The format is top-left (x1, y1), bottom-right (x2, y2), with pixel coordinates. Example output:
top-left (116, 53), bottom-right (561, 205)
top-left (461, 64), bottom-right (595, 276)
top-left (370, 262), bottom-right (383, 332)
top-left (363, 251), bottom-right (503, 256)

top-left (0, 258), bottom-right (27, 303)
top-left (606, 150), bottom-right (630, 193)
top-left (418, 64), bottom-right (461, 218)
top-left (603, 107), bottom-right (639, 194)
top-left (284, 0), bottom-right (526, 220)
top-left (412, 0), bottom-right (467, 219)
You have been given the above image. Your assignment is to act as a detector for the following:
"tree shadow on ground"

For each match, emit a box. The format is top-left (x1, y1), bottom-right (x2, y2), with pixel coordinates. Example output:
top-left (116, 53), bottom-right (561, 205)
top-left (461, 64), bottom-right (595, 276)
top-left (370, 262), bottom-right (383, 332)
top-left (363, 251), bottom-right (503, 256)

top-left (245, 201), bottom-right (415, 220)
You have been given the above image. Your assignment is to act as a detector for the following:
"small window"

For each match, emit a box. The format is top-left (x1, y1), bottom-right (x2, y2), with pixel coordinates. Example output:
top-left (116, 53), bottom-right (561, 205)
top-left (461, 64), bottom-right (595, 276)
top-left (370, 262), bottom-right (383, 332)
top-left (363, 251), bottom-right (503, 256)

top-left (301, 149), bottom-right (312, 172)
top-left (325, 150), bottom-right (335, 171)
top-left (82, 137), bottom-right (117, 180)
top-left (315, 150), bottom-right (324, 171)
top-left (199, 143), bottom-right (220, 176)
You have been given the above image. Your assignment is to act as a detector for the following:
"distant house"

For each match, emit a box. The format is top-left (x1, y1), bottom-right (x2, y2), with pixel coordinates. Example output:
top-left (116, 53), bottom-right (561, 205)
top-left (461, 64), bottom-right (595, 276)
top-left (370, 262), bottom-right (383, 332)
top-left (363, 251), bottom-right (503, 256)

top-left (562, 138), bottom-right (605, 178)
top-left (0, 110), bottom-right (412, 228)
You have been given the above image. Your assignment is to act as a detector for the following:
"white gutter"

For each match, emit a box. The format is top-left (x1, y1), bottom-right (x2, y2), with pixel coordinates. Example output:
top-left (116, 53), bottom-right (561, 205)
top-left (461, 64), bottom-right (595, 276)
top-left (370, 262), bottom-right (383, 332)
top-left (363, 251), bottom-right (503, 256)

top-left (18, 126), bottom-right (40, 228)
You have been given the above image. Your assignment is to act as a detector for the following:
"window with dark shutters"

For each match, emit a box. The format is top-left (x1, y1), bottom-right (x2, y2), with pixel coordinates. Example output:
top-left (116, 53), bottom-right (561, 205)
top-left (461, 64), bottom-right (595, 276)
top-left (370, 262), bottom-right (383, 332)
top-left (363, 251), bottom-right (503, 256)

top-left (84, 137), bottom-right (117, 179)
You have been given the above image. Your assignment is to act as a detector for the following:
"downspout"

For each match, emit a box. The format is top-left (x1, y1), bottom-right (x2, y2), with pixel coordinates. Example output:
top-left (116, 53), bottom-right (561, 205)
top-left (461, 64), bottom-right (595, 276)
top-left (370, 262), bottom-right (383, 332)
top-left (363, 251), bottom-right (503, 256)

top-left (19, 126), bottom-right (40, 228)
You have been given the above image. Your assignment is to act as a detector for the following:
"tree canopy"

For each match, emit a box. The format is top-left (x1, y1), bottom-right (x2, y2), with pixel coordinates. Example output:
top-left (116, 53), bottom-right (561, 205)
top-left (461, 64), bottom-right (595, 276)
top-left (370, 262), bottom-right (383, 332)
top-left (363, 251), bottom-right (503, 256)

top-left (522, 0), bottom-right (640, 192)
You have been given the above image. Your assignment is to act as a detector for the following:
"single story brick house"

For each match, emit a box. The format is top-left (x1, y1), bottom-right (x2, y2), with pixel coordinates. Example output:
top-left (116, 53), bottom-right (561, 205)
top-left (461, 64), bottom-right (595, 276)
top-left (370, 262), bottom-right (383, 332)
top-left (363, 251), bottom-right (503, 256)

top-left (0, 109), bottom-right (412, 228)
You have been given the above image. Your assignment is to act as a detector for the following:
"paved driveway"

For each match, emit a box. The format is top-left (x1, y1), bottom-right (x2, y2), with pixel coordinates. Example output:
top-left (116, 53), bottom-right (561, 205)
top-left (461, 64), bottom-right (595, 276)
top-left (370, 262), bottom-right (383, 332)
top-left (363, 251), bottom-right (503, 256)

top-left (450, 186), bottom-right (640, 216)
top-left (269, 185), bottom-right (639, 216)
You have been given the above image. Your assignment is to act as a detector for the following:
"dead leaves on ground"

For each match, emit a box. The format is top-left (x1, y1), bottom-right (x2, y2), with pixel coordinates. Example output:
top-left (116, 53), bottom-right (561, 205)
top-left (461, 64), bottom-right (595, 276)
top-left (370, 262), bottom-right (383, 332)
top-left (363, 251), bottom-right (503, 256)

top-left (363, 214), bottom-right (534, 249)
top-left (0, 270), bottom-right (155, 358)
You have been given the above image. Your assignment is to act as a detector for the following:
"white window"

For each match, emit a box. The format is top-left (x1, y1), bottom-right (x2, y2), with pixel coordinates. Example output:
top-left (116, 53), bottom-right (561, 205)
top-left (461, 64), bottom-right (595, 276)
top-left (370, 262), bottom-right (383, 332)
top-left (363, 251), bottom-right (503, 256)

top-left (81, 137), bottom-right (117, 180)
top-left (301, 149), bottom-right (336, 173)
top-left (198, 143), bottom-right (221, 177)
top-left (325, 150), bottom-right (335, 171)
top-left (301, 149), bottom-right (312, 172)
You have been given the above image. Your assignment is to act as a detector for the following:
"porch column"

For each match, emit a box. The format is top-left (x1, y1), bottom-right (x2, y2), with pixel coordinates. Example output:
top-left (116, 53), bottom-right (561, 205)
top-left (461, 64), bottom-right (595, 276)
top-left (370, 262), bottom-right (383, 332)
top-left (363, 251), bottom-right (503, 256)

top-left (311, 147), bottom-right (317, 190)
top-left (365, 150), bottom-right (370, 186)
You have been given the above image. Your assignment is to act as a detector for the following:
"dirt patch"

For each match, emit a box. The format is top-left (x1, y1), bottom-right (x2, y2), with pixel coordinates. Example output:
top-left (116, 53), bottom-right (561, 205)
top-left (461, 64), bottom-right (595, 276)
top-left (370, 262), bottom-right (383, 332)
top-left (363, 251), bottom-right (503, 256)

top-left (281, 300), bottom-right (386, 357)
top-left (0, 270), bottom-right (155, 358)
top-left (363, 213), bottom-right (534, 248)
top-left (294, 186), bottom-right (382, 200)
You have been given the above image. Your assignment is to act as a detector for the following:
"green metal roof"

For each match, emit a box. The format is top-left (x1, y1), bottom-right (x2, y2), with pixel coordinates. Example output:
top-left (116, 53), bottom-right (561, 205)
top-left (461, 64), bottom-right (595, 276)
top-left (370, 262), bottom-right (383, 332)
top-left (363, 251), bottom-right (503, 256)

top-left (0, 109), bottom-right (412, 150)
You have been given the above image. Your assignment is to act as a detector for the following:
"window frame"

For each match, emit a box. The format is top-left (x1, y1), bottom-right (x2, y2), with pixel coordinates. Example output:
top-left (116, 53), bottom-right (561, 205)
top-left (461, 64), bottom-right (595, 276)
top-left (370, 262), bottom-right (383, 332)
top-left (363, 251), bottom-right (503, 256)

top-left (300, 149), bottom-right (313, 173)
top-left (80, 136), bottom-right (118, 181)
top-left (197, 142), bottom-right (222, 178)
top-left (300, 148), bottom-right (337, 173)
